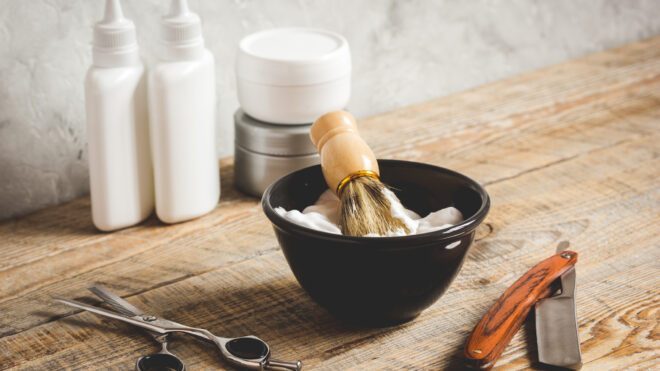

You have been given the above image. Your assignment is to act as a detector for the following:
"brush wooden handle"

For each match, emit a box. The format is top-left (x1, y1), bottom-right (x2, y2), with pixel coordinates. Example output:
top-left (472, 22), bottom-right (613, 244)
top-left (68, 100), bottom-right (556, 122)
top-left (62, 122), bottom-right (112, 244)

top-left (464, 250), bottom-right (578, 370)
top-left (310, 111), bottom-right (379, 194)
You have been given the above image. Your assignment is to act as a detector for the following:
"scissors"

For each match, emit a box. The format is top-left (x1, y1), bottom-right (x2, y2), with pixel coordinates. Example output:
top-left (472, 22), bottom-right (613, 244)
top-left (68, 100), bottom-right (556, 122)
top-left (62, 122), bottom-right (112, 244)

top-left (54, 285), bottom-right (302, 371)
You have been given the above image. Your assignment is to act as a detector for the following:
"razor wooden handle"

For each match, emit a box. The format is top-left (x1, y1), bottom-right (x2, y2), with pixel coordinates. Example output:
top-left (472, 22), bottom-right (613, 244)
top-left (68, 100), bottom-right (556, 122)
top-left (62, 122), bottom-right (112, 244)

top-left (464, 250), bottom-right (578, 370)
top-left (310, 111), bottom-right (379, 194)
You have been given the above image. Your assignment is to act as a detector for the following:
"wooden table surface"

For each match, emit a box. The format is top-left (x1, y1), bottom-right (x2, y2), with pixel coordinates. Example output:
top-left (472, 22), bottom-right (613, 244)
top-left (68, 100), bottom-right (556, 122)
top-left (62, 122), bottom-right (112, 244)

top-left (1, 36), bottom-right (659, 371)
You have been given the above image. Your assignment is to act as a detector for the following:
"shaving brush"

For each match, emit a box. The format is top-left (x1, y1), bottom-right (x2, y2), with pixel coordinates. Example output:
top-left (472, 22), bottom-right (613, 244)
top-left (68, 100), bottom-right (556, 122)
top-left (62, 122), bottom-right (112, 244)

top-left (310, 111), bottom-right (409, 237)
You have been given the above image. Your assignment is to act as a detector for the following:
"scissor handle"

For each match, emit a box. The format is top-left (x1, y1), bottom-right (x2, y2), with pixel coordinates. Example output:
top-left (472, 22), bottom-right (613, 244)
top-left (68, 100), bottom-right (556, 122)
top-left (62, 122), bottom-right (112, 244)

top-left (266, 358), bottom-right (303, 371)
top-left (136, 353), bottom-right (185, 371)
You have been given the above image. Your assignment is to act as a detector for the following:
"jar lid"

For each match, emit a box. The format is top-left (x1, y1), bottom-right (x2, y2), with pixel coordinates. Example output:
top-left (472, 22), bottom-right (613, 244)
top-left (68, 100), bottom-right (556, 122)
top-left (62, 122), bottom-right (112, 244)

top-left (237, 28), bottom-right (351, 86)
top-left (234, 109), bottom-right (317, 156)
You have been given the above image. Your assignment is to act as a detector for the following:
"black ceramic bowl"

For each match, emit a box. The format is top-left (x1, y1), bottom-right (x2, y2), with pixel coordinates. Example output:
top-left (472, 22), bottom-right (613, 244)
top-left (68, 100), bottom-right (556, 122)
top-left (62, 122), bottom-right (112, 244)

top-left (262, 160), bottom-right (490, 326)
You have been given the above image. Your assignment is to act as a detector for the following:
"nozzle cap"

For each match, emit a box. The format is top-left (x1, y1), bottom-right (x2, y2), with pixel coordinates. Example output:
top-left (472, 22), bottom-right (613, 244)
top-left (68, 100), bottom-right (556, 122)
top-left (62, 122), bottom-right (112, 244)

top-left (159, 0), bottom-right (205, 60)
top-left (93, 0), bottom-right (136, 50)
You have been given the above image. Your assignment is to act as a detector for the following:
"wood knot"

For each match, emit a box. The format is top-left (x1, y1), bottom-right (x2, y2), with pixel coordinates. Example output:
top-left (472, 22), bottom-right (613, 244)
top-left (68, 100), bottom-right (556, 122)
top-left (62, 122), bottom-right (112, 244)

top-left (475, 223), bottom-right (493, 241)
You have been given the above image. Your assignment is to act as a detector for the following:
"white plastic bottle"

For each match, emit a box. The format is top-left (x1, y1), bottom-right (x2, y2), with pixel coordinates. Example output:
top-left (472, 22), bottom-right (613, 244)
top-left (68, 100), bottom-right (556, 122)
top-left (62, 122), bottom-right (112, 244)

top-left (148, 0), bottom-right (219, 223)
top-left (85, 0), bottom-right (154, 231)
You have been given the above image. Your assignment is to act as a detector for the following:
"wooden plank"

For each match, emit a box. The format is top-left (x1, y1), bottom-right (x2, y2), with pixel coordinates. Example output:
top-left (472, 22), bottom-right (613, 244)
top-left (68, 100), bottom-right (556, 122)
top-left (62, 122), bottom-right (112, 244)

top-left (1, 36), bottom-right (658, 338)
top-left (2, 114), bottom-right (658, 370)
top-left (1, 36), bottom-right (659, 370)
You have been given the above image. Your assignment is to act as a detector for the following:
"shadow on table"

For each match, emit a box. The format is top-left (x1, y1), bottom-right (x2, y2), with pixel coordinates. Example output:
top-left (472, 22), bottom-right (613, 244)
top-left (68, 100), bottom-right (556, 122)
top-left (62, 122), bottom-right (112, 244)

top-left (35, 274), bottom-right (563, 369)
top-left (2, 160), bottom-right (256, 239)
top-left (2, 197), bottom-right (98, 237)
top-left (40, 278), bottom-right (574, 370)
top-left (442, 309), bottom-right (565, 370)
top-left (32, 277), bottom-right (406, 369)
top-left (154, 278), bottom-right (418, 368)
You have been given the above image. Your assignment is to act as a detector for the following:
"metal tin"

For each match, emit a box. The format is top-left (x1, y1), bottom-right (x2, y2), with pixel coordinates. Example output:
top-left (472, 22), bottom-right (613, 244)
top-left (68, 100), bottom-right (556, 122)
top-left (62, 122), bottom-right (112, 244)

top-left (234, 109), bottom-right (320, 197)
top-left (234, 109), bottom-right (317, 156)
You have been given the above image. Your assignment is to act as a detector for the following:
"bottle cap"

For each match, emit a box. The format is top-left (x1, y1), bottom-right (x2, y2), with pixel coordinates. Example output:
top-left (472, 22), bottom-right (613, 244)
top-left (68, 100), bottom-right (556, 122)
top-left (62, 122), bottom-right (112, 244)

top-left (159, 0), bottom-right (205, 60)
top-left (93, 0), bottom-right (139, 67)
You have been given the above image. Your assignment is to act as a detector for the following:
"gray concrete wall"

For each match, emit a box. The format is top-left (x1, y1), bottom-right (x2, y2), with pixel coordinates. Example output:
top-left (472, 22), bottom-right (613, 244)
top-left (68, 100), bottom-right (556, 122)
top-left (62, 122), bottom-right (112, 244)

top-left (1, 0), bottom-right (659, 220)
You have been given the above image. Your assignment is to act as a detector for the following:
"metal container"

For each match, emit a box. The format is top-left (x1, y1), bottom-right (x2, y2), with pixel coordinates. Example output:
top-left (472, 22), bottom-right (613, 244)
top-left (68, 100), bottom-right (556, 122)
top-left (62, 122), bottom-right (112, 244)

top-left (234, 109), bottom-right (320, 197)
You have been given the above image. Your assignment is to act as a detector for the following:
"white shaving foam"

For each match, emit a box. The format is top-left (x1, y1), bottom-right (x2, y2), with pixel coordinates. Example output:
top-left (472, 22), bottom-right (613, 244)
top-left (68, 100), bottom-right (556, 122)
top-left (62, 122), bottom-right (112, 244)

top-left (275, 189), bottom-right (463, 237)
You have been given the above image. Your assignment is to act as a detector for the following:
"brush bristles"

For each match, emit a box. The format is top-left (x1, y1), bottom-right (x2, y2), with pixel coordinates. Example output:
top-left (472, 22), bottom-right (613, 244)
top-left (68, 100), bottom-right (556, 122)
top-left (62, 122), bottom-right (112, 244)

top-left (339, 177), bottom-right (409, 237)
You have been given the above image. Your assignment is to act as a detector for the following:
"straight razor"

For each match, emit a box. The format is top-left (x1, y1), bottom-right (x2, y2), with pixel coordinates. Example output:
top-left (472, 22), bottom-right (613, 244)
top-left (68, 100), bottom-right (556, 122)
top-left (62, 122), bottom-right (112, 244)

top-left (464, 242), bottom-right (581, 369)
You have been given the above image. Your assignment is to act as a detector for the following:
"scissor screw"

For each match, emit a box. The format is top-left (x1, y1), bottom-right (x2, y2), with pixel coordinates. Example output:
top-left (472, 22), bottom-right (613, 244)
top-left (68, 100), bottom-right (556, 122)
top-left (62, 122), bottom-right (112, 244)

top-left (561, 253), bottom-right (572, 259)
top-left (473, 349), bottom-right (482, 354)
top-left (142, 315), bottom-right (157, 322)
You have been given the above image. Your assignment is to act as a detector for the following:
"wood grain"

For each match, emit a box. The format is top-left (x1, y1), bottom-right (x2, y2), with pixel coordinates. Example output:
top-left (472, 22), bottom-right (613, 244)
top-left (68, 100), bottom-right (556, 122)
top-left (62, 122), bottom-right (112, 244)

top-left (1, 36), bottom-right (659, 370)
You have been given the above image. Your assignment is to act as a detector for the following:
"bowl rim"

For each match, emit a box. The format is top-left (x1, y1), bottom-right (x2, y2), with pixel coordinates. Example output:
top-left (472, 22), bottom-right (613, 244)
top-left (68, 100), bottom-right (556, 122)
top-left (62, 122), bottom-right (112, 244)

top-left (262, 159), bottom-right (490, 248)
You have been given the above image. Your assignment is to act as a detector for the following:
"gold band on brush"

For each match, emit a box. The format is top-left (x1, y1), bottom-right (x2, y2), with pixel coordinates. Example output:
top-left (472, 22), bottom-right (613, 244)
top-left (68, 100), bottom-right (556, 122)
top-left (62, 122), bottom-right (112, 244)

top-left (336, 170), bottom-right (380, 195)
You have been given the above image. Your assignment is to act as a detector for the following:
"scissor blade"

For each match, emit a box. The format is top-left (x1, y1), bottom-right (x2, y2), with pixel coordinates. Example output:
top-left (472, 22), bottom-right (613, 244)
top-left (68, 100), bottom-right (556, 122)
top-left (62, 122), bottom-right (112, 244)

top-left (535, 267), bottom-right (582, 369)
top-left (87, 285), bottom-right (166, 342)
top-left (87, 285), bottom-right (145, 317)
top-left (53, 296), bottom-right (167, 334)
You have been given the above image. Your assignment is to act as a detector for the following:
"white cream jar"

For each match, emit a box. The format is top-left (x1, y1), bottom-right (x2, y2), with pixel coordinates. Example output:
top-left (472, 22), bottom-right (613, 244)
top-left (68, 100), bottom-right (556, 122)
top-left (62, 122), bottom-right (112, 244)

top-left (236, 28), bottom-right (351, 125)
